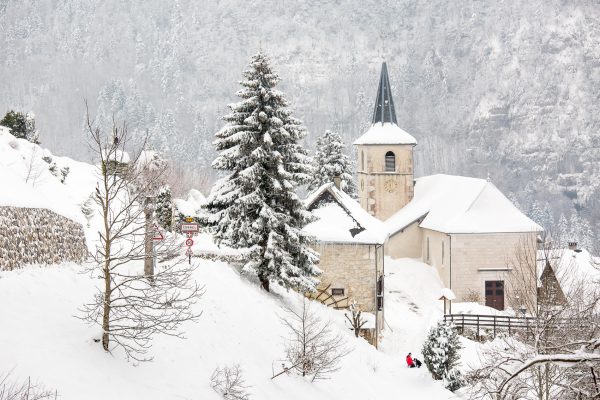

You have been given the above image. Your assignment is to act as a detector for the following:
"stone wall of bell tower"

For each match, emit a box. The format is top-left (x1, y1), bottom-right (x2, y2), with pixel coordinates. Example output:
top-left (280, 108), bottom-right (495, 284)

top-left (356, 144), bottom-right (414, 221)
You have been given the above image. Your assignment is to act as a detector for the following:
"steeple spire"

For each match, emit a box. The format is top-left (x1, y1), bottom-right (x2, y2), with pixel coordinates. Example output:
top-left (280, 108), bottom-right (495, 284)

top-left (372, 62), bottom-right (398, 125)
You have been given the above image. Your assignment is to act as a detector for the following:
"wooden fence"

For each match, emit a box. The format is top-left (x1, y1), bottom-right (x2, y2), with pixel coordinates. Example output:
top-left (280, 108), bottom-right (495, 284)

top-left (443, 314), bottom-right (589, 339)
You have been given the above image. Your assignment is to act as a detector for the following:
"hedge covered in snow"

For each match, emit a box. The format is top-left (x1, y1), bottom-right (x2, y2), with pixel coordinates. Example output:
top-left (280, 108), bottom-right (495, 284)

top-left (0, 206), bottom-right (88, 270)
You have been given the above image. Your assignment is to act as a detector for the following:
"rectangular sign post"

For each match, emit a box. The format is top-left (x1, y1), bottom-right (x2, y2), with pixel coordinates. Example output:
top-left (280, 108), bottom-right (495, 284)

top-left (181, 219), bottom-right (200, 264)
top-left (181, 223), bottom-right (199, 234)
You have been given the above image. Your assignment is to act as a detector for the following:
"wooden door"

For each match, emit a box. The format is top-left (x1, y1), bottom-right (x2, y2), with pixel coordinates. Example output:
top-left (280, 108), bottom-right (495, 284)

top-left (485, 280), bottom-right (504, 310)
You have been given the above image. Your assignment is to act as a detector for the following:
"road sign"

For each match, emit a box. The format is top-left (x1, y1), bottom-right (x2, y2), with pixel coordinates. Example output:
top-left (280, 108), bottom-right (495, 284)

top-left (181, 223), bottom-right (199, 233)
top-left (185, 217), bottom-right (194, 223)
top-left (152, 223), bottom-right (164, 241)
top-left (185, 238), bottom-right (194, 247)
top-left (185, 248), bottom-right (193, 256)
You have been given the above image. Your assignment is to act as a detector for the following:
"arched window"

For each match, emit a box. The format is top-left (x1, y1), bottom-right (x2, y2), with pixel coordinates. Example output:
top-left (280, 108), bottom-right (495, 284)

top-left (361, 151), bottom-right (365, 171)
top-left (385, 151), bottom-right (395, 172)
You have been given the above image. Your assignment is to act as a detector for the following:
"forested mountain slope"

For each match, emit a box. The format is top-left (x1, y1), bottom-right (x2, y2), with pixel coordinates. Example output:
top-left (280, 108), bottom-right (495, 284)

top-left (1, 0), bottom-right (599, 237)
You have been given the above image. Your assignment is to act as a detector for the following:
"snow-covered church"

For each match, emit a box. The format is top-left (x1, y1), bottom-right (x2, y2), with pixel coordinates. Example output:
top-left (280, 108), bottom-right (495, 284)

top-left (305, 62), bottom-right (542, 345)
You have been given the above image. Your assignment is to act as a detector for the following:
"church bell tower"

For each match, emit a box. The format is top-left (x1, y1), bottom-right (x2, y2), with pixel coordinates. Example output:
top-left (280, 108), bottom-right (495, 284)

top-left (353, 62), bottom-right (417, 221)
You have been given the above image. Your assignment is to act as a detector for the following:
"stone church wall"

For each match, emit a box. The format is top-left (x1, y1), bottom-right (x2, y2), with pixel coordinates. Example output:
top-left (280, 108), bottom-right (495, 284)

top-left (0, 206), bottom-right (88, 270)
top-left (387, 222), bottom-right (422, 259)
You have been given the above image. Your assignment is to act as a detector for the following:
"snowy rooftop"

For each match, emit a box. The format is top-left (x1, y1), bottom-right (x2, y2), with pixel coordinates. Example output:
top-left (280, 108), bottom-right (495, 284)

top-left (385, 174), bottom-right (543, 235)
top-left (353, 122), bottom-right (417, 146)
top-left (304, 183), bottom-right (388, 244)
top-left (173, 189), bottom-right (206, 218)
top-left (537, 248), bottom-right (600, 294)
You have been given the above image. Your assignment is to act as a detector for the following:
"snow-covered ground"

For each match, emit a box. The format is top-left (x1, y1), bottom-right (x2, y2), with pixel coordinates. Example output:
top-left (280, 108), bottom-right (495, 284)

top-left (0, 259), bottom-right (456, 399)
top-left (0, 130), bottom-right (458, 398)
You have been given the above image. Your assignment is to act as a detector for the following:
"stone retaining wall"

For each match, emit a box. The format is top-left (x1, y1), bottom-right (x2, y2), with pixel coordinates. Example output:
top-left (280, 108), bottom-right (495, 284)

top-left (0, 206), bottom-right (88, 270)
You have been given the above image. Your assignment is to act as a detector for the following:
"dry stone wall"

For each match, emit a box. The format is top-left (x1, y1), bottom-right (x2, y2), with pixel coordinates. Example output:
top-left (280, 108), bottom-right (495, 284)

top-left (0, 206), bottom-right (88, 270)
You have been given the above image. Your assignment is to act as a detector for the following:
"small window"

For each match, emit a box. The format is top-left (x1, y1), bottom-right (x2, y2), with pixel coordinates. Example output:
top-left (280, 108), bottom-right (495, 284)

top-left (332, 288), bottom-right (345, 296)
top-left (426, 237), bottom-right (430, 261)
top-left (442, 241), bottom-right (445, 263)
top-left (385, 151), bottom-right (395, 172)
top-left (361, 151), bottom-right (365, 171)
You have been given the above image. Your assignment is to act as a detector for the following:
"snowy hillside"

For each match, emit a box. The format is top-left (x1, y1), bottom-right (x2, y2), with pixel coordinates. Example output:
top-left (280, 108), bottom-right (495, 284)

top-left (0, 260), bottom-right (455, 399)
top-left (0, 131), bottom-right (455, 399)
top-left (0, 127), bottom-right (96, 224)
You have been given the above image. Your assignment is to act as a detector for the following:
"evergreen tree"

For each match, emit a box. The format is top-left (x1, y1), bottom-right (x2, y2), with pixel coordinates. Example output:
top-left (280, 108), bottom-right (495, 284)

top-left (557, 213), bottom-right (569, 247)
top-left (308, 130), bottom-right (358, 197)
top-left (203, 52), bottom-right (320, 293)
top-left (0, 110), bottom-right (39, 143)
top-left (155, 185), bottom-right (173, 232)
top-left (422, 320), bottom-right (464, 391)
top-left (529, 200), bottom-right (544, 228)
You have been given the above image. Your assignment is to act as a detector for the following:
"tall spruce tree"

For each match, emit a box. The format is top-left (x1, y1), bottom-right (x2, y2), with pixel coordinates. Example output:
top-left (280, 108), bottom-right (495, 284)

top-left (308, 130), bottom-right (357, 197)
top-left (204, 52), bottom-right (320, 293)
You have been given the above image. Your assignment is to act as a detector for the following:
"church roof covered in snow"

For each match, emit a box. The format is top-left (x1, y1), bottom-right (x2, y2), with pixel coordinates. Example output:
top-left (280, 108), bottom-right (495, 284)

top-left (304, 182), bottom-right (388, 244)
top-left (385, 174), bottom-right (543, 235)
top-left (353, 62), bottom-right (417, 146)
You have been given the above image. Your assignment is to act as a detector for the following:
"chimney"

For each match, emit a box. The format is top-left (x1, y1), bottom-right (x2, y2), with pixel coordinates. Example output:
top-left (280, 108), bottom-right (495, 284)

top-left (568, 241), bottom-right (578, 251)
top-left (333, 175), bottom-right (341, 189)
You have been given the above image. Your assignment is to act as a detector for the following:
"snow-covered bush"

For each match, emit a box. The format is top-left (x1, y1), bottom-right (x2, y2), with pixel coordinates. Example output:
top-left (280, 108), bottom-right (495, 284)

top-left (422, 320), bottom-right (464, 391)
top-left (0, 371), bottom-right (57, 400)
top-left (0, 110), bottom-right (39, 144)
top-left (279, 299), bottom-right (350, 381)
top-left (155, 185), bottom-right (173, 231)
top-left (210, 365), bottom-right (250, 400)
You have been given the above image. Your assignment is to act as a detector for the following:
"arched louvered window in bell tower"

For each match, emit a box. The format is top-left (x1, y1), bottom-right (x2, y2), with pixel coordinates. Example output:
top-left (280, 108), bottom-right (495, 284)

top-left (385, 151), bottom-right (395, 172)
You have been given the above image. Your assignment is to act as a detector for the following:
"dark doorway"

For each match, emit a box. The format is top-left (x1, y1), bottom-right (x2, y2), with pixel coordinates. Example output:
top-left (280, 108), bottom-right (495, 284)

top-left (485, 280), bottom-right (504, 310)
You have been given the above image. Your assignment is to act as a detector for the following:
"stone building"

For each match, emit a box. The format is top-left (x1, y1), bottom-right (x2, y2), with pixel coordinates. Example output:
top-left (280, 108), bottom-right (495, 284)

top-left (354, 62), bottom-right (542, 311)
top-left (303, 182), bottom-right (387, 347)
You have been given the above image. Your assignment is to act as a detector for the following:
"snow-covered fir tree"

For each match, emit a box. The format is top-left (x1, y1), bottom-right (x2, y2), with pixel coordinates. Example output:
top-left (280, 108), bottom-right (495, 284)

top-left (155, 185), bottom-right (173, 231)
top-left (203, 52), bottom-right (320, 293)
top-left (308, 130), bottom-right (357, 197)
top-left (422, 320), bottom-right (464, 392)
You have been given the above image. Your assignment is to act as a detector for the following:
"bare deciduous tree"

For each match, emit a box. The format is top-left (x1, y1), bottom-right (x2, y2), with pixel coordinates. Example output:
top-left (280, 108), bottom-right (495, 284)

top-left (273, 299), bottom-right (350, 382)
top-left (78, 106), bottom-right (203, 361)
top-left (0, 372), bottom-right (57, 400)
top-left (466, 232), bottom-right (600, 400)
top-left (344, 300), bottom-right (367, 338)
top-left (210, 365), bottom-right (251, 400)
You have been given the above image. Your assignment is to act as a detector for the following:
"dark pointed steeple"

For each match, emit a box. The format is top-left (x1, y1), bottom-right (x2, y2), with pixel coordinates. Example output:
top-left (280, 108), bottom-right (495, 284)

top-left (372, 62), bottom-right (398, 125)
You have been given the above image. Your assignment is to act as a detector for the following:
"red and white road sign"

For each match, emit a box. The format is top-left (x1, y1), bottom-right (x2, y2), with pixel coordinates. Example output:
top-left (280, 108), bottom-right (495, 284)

top-left (181, 223), bottom-right (199, 234)
top-left (185, 248), bottom-right (193, 256)
top-left (152, 223), bottom-right (164, 241)
top-left (185, 238), bottom-right (194, 247)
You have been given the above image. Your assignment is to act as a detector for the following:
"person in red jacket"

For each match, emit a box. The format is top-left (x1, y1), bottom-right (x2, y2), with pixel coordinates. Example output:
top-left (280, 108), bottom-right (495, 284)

top-left (406, 353), bottom-right (415, 368)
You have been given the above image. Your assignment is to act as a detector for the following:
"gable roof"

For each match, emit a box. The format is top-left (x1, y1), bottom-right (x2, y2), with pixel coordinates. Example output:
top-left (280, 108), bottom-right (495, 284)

top-left (385, 174), bottom-right (543, 235)
top-left (304, 183), bottom-right (388, 244)
top-left (537, 248), bottom-right (600, 295)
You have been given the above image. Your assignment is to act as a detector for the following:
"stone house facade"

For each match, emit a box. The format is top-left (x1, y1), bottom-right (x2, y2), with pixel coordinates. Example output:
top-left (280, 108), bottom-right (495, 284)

top-left (303, 183), bottom-right (386, 347)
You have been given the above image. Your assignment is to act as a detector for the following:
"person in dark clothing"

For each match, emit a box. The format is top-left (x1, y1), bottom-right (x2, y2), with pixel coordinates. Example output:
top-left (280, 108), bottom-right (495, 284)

top-left (406, 353), bottom-right (415, 368)
top-left (414, 357), bottom-right (422, 368)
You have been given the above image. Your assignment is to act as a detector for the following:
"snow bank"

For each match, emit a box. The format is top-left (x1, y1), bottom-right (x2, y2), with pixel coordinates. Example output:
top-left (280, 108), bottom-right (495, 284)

top-left (0, 129), bottom-right (96, 224)
top-left (173, 188), bottom-right (207, 218)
